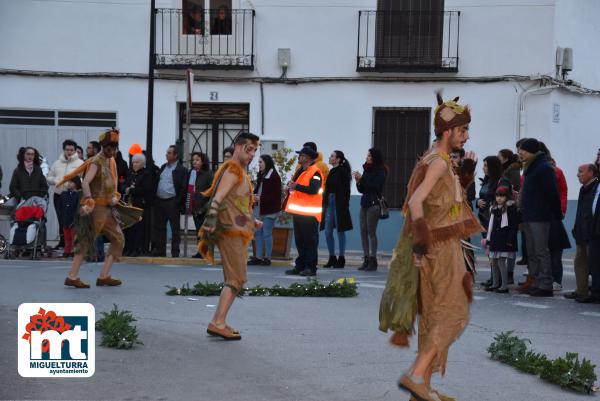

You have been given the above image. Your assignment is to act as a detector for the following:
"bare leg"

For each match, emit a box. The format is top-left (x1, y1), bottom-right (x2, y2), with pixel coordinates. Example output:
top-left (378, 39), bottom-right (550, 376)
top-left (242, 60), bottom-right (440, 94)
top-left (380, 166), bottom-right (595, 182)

top-left (210, 286), bottom-right (236, 328)
top-left (98, 255), bottom-right (116, 279)
top-left (68, 254), bottom-right (85, 279)
top-left (410, 348), bottom-right (437, 378)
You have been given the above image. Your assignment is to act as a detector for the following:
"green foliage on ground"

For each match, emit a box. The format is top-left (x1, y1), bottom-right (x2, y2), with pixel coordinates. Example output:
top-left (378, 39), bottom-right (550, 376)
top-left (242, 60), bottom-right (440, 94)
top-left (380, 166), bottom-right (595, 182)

top-left (488, 331), bottom-right (596, 394)
top-left (95, 304), bottom-right (143, 349)
top-left (166, 278), bottom-right (358, 297)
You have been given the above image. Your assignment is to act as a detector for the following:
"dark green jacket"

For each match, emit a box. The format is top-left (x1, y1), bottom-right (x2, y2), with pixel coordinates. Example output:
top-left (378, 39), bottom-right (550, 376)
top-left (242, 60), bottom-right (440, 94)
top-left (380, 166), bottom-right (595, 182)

top-left (9, 164), bottom-right (48, 201)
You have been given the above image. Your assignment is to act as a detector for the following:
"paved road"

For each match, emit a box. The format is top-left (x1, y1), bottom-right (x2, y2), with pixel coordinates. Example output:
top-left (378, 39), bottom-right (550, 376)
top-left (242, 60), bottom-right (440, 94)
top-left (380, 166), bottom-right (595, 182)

top-left (1, 258), bottom-right (599, 401)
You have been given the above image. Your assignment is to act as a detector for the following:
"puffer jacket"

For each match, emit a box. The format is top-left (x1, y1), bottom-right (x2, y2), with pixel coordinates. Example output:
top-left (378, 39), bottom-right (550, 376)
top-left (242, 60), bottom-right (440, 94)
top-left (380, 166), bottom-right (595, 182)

top-left (46, 153), bottom-right (84, 194)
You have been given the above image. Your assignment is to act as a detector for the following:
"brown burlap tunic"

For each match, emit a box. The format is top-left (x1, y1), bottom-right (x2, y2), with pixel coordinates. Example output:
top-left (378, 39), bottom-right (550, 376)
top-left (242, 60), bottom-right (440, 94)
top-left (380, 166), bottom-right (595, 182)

top-left (416, 152), bottom-right (482, 375)
top-left (379, 150), bottom-right (482, 376)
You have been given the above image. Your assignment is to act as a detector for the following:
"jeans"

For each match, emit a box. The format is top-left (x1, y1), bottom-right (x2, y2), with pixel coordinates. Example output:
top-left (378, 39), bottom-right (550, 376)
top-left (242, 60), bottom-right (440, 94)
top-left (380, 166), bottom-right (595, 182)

top-left (255, 216), bottom-right (275, 259)
top-left (360, 205), bottom-right (380, 257)
top-left (551, 249), bottom-right (563, 285)
top-left (293, 214), bottom-right (319, 271)
top-left (523, 221), bottom-right (552, 291)
top-left (324, 194), bottom-right (346, 257)
top-left (95, 236), bottom-right (105, 258)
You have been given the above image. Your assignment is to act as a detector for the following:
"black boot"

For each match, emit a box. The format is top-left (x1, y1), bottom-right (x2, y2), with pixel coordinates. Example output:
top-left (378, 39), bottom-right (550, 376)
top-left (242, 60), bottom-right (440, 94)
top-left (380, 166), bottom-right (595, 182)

top-left (358, 256), bottom-right (369, 271)
top-left (334, 256), bottom-right (345, 268)
top-left (365, 256), bottom-right (378, 271)
top-left (508, 271), bottom-right (514, 285)
top-left (323, 255), bottom-right (337, 268)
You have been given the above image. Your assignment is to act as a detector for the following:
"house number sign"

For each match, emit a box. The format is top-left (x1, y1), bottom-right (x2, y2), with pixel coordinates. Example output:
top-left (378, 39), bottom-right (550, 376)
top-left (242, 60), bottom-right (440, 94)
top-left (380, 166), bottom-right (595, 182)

top-left (210, 92), bottom-right (219, 101)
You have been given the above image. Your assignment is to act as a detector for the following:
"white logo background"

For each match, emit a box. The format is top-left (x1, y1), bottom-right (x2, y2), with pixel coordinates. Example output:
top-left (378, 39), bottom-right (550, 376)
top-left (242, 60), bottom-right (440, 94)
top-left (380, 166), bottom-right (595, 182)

top-left (18, 303), bottom-right (95, 378)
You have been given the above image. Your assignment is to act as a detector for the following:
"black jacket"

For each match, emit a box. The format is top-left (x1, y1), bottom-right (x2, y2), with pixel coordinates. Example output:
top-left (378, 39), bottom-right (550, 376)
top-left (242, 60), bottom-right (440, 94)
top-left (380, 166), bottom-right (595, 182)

top-left (357, 166), bottom-right (385, 208)
top-left (9, 164), bottom-right (48, 201)
top-left (189, 169), bottom-right (213, 215)
top-left (125, 168), bottom-right (154, 209)
top-left (521, 153), bottom-right (562, 222)
top-left (572, 178), bottom-right (598, 244)
top-left (592, 184), bottom-right (600, 239)
top-left (487, 202), bottom-right (519, 252)
top-left (58, 190), bottom-right (80, 227)
top-left (320, 166), bottom-right (353, 232)
top-left (156, 161), bottom-right (188, 212)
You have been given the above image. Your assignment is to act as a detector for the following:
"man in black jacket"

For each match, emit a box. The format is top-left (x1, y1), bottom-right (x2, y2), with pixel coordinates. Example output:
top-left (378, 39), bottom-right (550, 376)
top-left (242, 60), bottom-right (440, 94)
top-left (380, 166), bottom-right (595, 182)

top-left (578, 164), bottom-right (600, 303)
top-left (518, 138), bottom-right (562, 297)
top-left (152, 145), bottom-right (187, 257)
top-left (565, 164), bottom-right (598, 301)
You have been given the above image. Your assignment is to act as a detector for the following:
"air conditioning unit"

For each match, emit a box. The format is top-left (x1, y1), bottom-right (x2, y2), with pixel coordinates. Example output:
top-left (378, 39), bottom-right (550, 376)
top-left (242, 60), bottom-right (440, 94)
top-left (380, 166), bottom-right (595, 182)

top-left (260, 139), bottom-right (285, 156)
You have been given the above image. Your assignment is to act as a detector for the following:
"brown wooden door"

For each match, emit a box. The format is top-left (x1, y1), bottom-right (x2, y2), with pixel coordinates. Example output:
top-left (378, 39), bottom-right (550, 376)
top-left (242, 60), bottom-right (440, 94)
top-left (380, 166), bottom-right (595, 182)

top-left (373, 108), bottom-right (431, 208)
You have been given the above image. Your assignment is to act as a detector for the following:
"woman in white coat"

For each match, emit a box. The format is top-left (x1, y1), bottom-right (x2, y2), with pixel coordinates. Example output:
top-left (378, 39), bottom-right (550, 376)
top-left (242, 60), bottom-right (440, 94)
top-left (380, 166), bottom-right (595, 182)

top-left (46, 139), bottom-right (84, 249)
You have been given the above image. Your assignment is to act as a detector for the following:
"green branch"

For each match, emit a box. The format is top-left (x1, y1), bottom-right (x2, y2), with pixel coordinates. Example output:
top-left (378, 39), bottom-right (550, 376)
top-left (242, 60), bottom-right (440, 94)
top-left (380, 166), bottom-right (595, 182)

top-left (95, 304), bottom-right (143, 349)
top-left (166, 278), bottom-right (358, 297)
top-left (488, 331), bottom-right (597, 394)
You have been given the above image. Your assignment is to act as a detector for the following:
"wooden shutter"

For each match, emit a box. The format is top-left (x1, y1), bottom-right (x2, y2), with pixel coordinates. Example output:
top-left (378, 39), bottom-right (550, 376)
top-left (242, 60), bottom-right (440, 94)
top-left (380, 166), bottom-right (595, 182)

top-left (375, 0), bottom-right (444, 69)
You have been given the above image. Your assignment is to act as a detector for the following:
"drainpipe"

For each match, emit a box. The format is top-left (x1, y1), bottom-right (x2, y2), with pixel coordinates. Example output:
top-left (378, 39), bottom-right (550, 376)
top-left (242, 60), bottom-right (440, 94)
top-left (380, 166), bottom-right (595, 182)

top-left (517, 84), bottom-right (559, 140)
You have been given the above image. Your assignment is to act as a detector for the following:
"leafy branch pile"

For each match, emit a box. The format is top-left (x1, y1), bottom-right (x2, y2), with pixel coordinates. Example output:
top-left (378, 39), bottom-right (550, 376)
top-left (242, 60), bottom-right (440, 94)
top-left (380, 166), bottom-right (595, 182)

top-left (95, 304), bottom-right (143, 349)
top-left (488, 331), bottom-right (597, 394)
top-left (166, 278), bottom-right (358, 297)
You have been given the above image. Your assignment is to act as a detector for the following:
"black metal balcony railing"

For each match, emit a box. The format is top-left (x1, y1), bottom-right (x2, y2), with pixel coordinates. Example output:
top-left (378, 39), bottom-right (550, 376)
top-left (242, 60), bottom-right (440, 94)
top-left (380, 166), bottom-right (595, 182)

top-left (357, 10), bottom-right (460, 72)
top-left (155, 8), bottom-right (255, 70)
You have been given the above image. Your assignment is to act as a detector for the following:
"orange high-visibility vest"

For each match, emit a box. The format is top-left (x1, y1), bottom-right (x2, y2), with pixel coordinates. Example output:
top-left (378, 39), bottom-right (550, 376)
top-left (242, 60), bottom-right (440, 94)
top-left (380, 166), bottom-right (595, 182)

top-left (285, 164), bottom-right (324, 222)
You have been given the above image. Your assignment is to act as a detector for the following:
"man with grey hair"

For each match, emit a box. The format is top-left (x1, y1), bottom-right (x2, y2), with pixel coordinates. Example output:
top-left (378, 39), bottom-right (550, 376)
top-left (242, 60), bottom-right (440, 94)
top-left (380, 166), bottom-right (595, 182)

top-left (123, 153), bottom-right (154, 257)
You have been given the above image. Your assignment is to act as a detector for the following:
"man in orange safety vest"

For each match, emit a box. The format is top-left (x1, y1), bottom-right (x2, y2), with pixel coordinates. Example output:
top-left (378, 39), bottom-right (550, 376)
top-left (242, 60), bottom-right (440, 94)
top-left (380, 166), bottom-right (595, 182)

top-left (284, 146), bottom-right (324, 276)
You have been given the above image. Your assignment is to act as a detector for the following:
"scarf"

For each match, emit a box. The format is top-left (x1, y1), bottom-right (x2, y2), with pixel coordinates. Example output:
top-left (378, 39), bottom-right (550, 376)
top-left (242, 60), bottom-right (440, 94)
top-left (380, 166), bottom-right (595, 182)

top-left (186, 169), bottom-right (198, 213)
top-left (486, 205), bottom-right (509, 242)
top-left (24, 161), bottom-right (34, 175)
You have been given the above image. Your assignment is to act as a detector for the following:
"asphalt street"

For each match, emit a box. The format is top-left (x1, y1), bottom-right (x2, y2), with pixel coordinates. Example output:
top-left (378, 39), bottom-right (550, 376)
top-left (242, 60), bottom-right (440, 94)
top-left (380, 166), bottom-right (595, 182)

top-left (1, 258), bottom-right (599, 401)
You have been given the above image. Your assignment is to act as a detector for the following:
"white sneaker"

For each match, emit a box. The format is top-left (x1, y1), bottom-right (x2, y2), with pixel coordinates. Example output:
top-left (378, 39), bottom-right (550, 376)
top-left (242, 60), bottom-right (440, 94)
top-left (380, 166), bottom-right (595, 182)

top-left (553, 282), bottom-right (563, 292)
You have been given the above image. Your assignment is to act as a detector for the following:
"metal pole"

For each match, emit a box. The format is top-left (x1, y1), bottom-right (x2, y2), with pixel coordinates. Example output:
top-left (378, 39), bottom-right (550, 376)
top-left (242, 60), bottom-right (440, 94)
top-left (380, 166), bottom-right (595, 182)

top-left (182, 69), bottom-right (194, 257)
top-left (146, 0), bottom-right (156, 157)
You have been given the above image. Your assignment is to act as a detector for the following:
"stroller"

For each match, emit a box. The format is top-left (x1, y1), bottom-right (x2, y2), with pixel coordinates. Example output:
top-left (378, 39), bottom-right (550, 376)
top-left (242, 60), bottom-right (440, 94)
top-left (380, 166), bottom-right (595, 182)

top-left (0, 195), bottom-right (12, 256)
top-left (5, 196), bottom-right (51, 260)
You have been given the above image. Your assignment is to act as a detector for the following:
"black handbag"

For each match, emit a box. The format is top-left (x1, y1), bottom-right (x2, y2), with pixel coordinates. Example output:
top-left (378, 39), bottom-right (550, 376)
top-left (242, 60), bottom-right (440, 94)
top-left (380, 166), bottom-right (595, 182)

top-left (377, 195), bottom-right (389, 220)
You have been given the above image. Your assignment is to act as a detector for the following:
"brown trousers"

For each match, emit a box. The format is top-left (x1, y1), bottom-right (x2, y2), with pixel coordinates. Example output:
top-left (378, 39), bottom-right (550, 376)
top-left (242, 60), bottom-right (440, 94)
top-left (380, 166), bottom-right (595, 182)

top-left (217, 236), bottom-right (248, 292)
top-left (78, 205), bottom-right (124, 258)
top-left (418, 239), bottom-right (470, 375)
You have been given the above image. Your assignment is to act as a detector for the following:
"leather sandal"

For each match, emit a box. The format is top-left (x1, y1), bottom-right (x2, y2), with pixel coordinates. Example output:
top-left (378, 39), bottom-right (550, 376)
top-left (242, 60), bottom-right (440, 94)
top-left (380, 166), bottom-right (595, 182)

top-left (64, 277), bottom-right (90, 289)
top-left (398, 374), bottom-right (437, 401)
top-left (207, 323), bottom-right (241, 341)
top-left (410, 390), bottom-right (454, 401)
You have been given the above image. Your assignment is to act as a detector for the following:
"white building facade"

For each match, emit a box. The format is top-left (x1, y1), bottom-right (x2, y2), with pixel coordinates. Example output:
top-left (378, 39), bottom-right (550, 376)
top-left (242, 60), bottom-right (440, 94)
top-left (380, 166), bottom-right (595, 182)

top-left (1, 0), bottom-right (599, 250)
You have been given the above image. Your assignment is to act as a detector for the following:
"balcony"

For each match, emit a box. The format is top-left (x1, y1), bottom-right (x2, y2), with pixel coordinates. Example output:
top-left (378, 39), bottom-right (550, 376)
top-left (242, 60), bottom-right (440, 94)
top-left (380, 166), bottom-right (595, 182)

top-left (155, 8), bottom-right (255, 70)
top-left (357, 10), bottom-right (460, 73)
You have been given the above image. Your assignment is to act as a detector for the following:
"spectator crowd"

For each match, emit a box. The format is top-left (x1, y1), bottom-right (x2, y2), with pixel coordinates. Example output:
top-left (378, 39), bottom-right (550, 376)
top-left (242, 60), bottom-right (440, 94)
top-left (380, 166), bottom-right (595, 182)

top-left (1, 134), bottom-right (600, 304)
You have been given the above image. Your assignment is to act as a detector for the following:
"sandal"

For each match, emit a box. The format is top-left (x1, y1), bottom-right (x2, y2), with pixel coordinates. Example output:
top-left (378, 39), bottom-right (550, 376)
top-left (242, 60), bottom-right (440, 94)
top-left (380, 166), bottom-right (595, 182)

top-left (207, 323), bottom-right (241, 341)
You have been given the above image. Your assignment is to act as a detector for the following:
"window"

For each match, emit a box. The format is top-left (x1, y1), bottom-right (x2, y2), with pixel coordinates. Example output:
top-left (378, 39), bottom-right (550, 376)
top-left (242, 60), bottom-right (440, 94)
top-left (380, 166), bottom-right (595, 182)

top-left (373, 108), bottom-right (431, 208)
top-left (0, 110), bottom-right (116, 128)
top-left (182, 0), bottom-right (206, 35)
top-left (182, 0), bottom-right (232, 36)
top-left (209, 0), bottom-right (232, 35)
top-left (375, 0), bottom-right (445, 70)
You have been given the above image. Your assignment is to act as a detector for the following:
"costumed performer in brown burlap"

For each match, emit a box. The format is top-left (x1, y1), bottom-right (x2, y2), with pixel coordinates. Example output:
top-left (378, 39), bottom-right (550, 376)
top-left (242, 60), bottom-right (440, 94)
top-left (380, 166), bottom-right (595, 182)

top-left (60, 129), bottom-right (127, 288)
top-left (379, 93), bottom-right (483, 401)
top-left (198, 132), bottom-right (263, 340)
